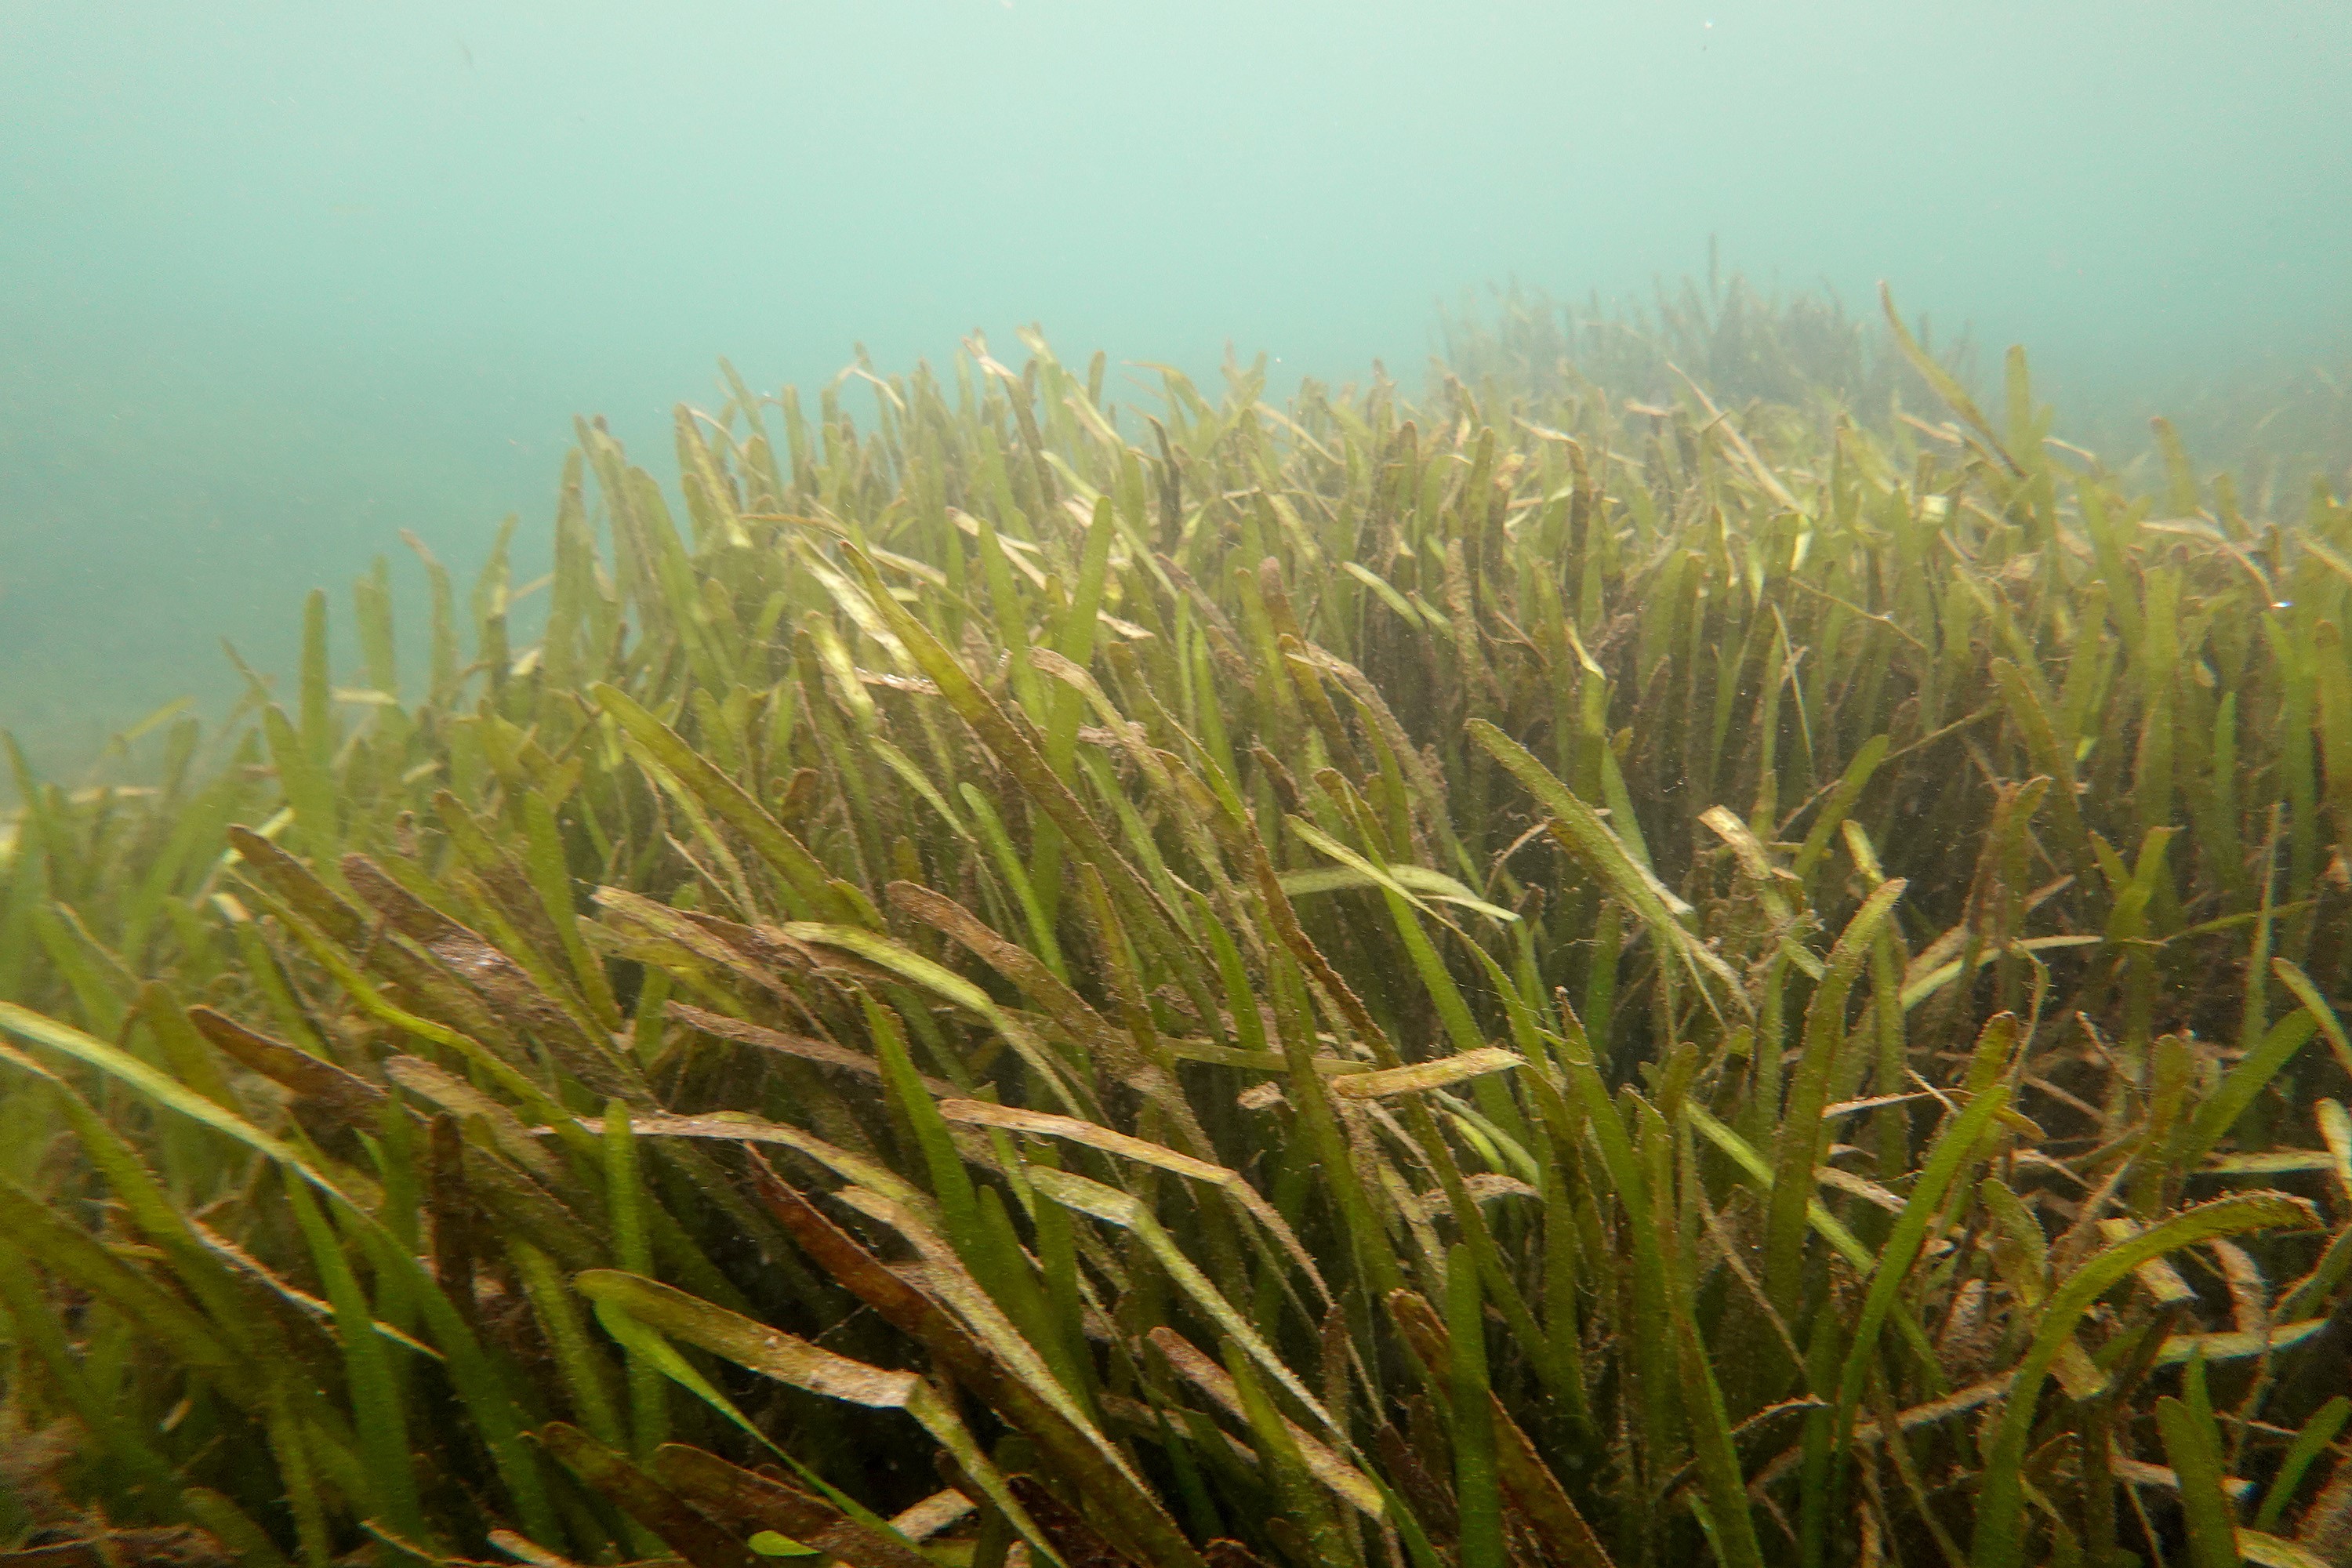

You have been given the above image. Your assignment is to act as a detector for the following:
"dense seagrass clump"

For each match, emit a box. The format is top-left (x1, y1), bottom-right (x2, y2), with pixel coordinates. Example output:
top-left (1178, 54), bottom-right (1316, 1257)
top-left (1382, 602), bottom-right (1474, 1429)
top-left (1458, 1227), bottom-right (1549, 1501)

top-left (5, 285), bottom-right (2352, 1568)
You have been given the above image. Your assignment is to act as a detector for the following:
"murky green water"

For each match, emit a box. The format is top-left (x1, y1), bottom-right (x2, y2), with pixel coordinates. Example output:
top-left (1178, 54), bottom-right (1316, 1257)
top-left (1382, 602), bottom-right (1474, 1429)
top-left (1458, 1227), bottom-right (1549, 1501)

top-left (5, 0), bottom-right (2347, 784)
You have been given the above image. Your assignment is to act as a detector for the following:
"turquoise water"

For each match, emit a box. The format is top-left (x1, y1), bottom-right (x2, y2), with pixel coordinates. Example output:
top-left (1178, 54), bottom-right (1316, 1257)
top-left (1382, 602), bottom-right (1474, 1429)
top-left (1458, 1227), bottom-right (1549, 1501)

top-left (4, 0), bottom-right (2347, 780)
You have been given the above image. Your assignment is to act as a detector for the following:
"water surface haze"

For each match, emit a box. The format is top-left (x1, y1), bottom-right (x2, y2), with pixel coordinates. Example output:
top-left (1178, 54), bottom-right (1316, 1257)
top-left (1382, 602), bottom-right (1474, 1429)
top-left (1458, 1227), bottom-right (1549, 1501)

top-left (4, 0), bottom-right (2347, 779)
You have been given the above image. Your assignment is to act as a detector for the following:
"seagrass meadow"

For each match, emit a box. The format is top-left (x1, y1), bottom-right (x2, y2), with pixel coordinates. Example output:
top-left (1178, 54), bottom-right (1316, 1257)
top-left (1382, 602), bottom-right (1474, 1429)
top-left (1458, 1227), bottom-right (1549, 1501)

top-left (7, 282), bottom-right (2352, 1568)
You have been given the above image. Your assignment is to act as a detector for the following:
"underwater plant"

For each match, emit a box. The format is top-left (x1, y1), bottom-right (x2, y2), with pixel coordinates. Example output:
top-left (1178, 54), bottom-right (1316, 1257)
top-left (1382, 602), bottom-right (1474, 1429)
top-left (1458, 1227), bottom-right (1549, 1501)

top-left (3, 283), bottom-right (2351, 1568)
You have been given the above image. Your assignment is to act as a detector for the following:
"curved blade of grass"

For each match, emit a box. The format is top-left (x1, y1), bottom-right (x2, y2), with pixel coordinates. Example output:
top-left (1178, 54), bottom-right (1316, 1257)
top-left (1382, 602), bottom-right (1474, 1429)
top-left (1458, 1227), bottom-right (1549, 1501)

top-left (285, 1177), bottom-right (430, 1545)
top-left (1381, 1287), bottom-right (1616, 1568)
top-left (1828, 1084), bottom-right (2013, 1534)
top-left (2252, 1395), bottom-right (2349, 1533)
top-left (510, 1239), bottom-right (626, 1451)
top-left (1468, 719), bottom-right (1744, 1007)
top-left (1764, 879), bottom-right (1907, 1317)
top-left (782, 923), bottom-right (1089, 1116)
top-left (1973, 1193), bottom-right (2320, 1568)
top-left (1277, 862), bottom-right (1518, 922)
top-left (583, 1109), bottom-right (932, 1216)
top-left (1147, 1327), bottom-right (1383, 1519)
top-left (1286, 816), bottom-right (1518, 924)
top-left (840, 543), bottom-right (1196, 969)
top-left (1327, 1049), bottom-right (1521, 1101)
top-left (2274, 958), bottom-right (2352, 1078)
top-left (1029, 1163), bottom-right (1338, 1440)
top-left (590, 682), bottom-right (848, 922)
top-left (2178, 1007), bottom-right (2321, 1171)
top-left (539, 1421), bottom-right (760, 1568)
top-left (652, 1444), bottom-right (938, 1568)
top-left (1791, 735), bottom-right (1891, 882)
top-left (1447, 1244), bottom-right (1505, 1568)
top-left (572, 1270), bottom-right (1064, 1568)
top-left (938, 1098), bottom-right (1330, 1307)
top-left (0, 1000), bottom-right (558, 1541)
top-left (0, 1173), bottom-right (241, 1388)
top-left (188, 1004), bottom-right (383, 1123)
top-left (1220, 1337), bottom-right (1362, 1568)
top-left (743, 1157), bottom-right (1204, 1568)
top-left (0, 1234), bottom-right (191, 1520)
top-left (1880, 283), bottom-right (2024, 476)
top-left (2157, 1388), bottom-right (2239, 1568)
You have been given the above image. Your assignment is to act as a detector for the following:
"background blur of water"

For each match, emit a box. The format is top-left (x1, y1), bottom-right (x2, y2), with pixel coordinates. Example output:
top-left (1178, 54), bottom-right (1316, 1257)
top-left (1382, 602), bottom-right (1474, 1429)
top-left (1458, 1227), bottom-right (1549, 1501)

top-left (4, 0), bottom-right (2347, 786)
